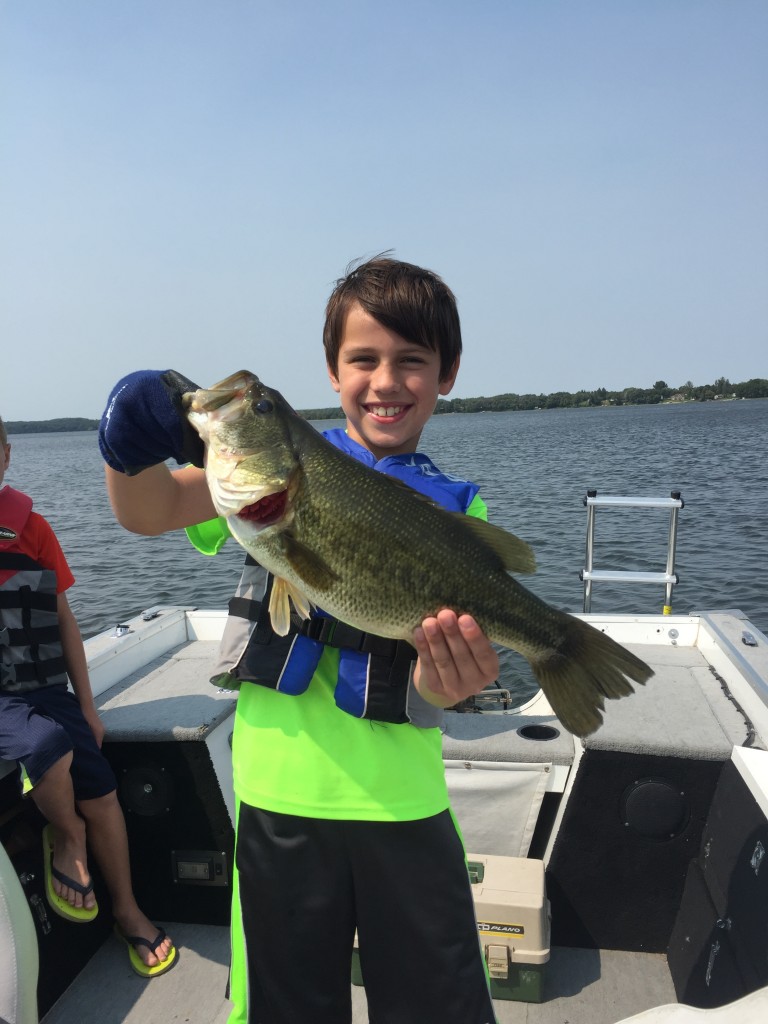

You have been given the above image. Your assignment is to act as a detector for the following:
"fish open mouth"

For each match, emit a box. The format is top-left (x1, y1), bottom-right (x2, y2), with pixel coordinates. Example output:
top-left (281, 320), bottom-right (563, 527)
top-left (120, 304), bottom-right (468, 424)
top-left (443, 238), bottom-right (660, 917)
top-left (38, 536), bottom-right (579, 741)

top-left (237, 489), bottom-right (289, 527)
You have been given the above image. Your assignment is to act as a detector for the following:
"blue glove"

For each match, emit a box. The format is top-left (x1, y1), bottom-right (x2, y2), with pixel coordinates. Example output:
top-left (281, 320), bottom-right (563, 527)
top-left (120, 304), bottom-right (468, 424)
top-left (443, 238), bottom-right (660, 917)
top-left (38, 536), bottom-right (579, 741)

top-left (99, 370), bottom-right (205, 475)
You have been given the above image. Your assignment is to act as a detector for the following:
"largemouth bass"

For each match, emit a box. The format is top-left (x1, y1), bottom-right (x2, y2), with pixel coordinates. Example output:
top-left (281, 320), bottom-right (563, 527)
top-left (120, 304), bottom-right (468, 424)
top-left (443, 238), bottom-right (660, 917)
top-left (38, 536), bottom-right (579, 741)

top-left (184, 370), bottom-right (652, 735)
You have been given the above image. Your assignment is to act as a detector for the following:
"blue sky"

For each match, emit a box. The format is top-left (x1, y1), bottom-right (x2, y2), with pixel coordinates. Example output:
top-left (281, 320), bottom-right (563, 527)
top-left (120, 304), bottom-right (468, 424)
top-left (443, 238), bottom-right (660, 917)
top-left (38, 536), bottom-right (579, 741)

top-left (2, 0), bottom-right (766, 420)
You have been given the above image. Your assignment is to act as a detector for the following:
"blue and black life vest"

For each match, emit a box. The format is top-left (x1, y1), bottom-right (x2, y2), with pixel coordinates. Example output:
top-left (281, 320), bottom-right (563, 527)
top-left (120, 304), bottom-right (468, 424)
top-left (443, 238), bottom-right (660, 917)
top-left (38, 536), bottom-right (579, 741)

top-left (0, 487), bottom-right (69, 694)
top-left (210, 430), bottom-right (481, 727)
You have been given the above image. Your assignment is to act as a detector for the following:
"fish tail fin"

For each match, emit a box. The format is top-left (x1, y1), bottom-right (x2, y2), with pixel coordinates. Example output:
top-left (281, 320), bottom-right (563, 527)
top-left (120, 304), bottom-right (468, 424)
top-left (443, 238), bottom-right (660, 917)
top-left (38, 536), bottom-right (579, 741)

top-left (530, 618), bottom-right (653, 737)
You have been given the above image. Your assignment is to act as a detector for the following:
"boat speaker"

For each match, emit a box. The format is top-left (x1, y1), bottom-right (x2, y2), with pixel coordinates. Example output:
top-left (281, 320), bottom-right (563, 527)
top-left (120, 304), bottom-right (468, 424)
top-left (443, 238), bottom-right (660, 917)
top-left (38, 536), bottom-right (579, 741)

top-left (546, 749), bottom-right (724, 952)
top-left (118, 762), bottom-right (175, 817)
top-left (101, 738), bottom-right (234, 926)
top-left (620, 777), bottom-right (690, 841)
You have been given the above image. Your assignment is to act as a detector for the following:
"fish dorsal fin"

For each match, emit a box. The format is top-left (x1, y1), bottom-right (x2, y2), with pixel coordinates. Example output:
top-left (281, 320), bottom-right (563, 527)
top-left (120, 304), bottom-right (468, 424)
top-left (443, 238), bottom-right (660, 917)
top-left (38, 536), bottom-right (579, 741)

top-left (380, 477), bottom-right (535, 575)
top-left (453, 515), bottom-right (536, 574)
top-left (268, 576), bottom-right (314, 636)
top-left (280, 533), bottom-right (340, 592)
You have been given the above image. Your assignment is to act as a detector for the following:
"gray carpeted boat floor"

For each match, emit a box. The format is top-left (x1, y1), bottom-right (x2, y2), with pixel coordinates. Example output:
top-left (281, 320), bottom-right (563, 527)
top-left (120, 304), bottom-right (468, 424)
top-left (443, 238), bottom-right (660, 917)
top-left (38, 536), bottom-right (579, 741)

top-left (41, 920), bottom-right (676, 1024)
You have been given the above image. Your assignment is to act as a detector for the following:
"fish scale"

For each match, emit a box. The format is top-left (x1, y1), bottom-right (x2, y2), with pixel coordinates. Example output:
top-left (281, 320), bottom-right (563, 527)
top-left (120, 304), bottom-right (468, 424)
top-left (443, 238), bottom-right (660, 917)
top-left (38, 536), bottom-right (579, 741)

top-left (185, 370), bottom-right (653, 736)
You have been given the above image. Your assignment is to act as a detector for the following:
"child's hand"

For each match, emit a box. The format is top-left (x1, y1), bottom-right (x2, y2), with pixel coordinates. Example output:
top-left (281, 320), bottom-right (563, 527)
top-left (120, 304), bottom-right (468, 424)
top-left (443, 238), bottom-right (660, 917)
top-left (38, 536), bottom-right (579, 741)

top-left (412, 610), bottom-right (499, 708)
top-left (99, 370), bottom-right (204, 475)
top-left (81, 706), bottom-right (106, 748)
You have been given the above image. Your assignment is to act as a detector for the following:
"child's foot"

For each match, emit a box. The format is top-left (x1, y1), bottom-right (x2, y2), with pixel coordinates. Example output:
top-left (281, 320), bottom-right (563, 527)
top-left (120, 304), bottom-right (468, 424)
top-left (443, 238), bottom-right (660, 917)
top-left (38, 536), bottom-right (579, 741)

top-left (43, 823), bottom-right (98, 923)
top-left (48, 825), bottom-right (96, 911)
top-left (114, 910), bottom-right (175, 970)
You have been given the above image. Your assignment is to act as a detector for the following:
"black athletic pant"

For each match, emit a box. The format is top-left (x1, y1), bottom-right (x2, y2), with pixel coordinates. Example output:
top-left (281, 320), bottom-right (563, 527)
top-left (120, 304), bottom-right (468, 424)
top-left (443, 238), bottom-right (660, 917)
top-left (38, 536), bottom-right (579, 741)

top-left (236, 804), bottom-right (497, 1024)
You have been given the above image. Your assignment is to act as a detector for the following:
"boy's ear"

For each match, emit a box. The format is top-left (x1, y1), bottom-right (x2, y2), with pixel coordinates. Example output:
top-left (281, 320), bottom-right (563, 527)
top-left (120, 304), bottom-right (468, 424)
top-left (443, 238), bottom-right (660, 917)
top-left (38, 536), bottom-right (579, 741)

top-left (327, 364), bottom-right (341, 393)
top-left (438, 356), bottom-right (460, 397)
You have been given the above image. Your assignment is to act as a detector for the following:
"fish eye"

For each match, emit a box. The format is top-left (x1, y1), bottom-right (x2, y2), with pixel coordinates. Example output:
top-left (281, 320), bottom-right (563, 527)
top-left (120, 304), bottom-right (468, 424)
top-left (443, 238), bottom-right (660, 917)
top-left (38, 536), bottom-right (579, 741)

top-left (255, 399), bottom-right (273, 413)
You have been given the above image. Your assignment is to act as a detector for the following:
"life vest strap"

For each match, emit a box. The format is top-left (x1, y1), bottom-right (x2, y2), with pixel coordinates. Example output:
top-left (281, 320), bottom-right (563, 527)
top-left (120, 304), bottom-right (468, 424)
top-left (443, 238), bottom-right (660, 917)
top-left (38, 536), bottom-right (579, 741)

top-left (0, 625), bottom-right (61, 645)
top-left (299, 615), bottom-right (416, 663)
top-left (1, 657), bottom-right (67, 687)
top-left (0, 591), bottom-right (58, 613)
top-left (228, 594), bottom-right (264, 626)
top-left (0, 552), bottom-right (42, 570)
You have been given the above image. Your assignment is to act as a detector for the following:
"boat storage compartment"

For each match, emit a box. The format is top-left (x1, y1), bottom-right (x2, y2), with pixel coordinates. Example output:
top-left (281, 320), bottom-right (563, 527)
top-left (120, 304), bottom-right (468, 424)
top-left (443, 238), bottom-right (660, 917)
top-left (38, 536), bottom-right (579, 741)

top-left (468, 854), bottom-right (551, 1002)
top-left (668, 747), bottom-right (768, 1007)
top-left (91, 608), bottom-right (237, 926)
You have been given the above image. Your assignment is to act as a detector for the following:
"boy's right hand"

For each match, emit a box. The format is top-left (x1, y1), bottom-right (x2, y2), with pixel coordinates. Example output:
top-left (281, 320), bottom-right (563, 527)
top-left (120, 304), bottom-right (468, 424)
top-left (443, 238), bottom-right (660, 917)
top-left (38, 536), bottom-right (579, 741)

top-left (99, 370), bottom-right (205, 475)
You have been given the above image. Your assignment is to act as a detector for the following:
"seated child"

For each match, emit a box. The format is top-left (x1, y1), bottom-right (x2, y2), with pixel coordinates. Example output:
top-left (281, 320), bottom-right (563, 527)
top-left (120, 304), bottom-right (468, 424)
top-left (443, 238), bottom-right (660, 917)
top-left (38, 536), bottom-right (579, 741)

top-left (0, 415), bottom-right (176, 978)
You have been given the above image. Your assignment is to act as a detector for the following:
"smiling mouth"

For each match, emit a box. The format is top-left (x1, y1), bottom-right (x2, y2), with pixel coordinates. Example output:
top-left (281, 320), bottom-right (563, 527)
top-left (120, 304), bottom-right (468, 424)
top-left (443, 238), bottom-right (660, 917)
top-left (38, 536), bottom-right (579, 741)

top-left (237, 489), bottom-right (288, 526)
top-left (366, 404), bottom-right (407, 418)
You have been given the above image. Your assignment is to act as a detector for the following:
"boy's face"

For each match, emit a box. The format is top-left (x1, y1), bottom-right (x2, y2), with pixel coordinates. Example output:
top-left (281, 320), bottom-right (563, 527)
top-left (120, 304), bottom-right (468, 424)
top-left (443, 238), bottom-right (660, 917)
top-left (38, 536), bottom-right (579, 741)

top-left (328, 302), bottom-right (458, 460)
top-left (0, 444), bottom-right (9, 488)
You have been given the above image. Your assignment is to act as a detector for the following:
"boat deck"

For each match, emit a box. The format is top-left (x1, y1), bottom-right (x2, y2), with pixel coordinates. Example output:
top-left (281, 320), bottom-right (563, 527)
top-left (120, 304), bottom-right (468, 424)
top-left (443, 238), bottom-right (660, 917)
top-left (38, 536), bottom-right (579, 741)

top-left (24, 608), bottom-right (768, 1024)
top-left (40, 920), bottom-right (676, 1024)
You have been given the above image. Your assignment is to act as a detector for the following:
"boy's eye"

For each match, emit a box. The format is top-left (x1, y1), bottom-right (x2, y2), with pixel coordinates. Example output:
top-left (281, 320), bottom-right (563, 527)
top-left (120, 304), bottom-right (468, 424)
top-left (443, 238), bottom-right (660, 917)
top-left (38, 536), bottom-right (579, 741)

top-left (345, 351), bottom-right (429, 367)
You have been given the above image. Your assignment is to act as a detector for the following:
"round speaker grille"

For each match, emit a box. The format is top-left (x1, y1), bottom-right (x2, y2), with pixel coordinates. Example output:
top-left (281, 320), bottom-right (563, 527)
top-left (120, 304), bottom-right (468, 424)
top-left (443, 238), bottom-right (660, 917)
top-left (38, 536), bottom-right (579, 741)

top-left (620, 778), bottom-right (689, 841)
top-left (119, 764), bottom-right (174, 817)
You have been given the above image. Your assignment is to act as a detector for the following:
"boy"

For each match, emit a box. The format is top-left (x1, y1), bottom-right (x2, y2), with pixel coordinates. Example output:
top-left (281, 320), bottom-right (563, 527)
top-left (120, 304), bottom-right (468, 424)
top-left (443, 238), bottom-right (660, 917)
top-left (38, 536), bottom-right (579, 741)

top-left (99, 257), bottom-right (500, 1023)
top-left (0, 416), bottom-right (176, 977)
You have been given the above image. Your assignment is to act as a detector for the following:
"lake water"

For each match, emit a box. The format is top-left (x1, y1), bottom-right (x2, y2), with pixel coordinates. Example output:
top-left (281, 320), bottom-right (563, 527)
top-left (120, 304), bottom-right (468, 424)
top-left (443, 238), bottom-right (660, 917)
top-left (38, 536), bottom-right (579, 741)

top-left (5, 399), bottom-right (767, 702)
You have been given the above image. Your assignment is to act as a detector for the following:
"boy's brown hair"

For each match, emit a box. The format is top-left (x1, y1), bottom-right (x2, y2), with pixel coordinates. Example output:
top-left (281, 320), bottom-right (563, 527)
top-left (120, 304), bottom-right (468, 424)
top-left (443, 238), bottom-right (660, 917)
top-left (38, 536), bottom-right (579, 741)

top-left (323, 256), bottom-right (462, 381)
top-left (0, 416), bottom-right (7, 446)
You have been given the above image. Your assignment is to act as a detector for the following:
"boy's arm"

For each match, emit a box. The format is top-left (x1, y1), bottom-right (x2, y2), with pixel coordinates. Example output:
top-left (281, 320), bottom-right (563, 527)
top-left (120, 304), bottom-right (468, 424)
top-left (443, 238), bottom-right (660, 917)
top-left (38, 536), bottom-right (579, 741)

top-left (100, 369), bottom-right (216, 535)
top-left (412, 610), bottom-right (499, 708)
top-left (57, 592), bottom-right (105, 747)
top-left (106, 463), bottom-right (215, 535)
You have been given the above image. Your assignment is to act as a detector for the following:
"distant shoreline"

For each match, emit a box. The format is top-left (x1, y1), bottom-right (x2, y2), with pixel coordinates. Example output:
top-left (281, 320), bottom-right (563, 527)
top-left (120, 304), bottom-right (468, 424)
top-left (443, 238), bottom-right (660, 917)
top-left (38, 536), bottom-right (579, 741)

top-left (6, 384), bottom-right (766, 436)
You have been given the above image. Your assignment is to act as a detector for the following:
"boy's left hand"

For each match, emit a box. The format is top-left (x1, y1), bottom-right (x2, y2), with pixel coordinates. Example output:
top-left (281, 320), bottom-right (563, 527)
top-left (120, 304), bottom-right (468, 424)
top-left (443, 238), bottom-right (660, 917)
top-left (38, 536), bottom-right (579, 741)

top-left (412, 610), bottom-right (499, 707)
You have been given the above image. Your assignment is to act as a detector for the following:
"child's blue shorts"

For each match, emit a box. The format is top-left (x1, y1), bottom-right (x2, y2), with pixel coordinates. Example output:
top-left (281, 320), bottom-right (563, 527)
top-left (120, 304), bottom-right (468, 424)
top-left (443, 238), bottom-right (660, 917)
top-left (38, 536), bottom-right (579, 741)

top-left (0, 684), bottom-right (116, 801)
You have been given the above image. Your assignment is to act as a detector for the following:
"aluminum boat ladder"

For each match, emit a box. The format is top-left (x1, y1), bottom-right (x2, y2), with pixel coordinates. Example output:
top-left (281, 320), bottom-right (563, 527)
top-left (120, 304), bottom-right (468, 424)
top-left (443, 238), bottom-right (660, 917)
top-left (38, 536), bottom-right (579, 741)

top-left (580, 490), bottom-right (684, 614)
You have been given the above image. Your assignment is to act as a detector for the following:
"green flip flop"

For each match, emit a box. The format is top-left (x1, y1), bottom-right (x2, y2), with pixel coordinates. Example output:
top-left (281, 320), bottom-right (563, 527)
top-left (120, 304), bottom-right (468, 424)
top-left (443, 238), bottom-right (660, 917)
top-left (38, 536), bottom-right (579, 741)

top-left (115, 924), bottom-right (179, 978)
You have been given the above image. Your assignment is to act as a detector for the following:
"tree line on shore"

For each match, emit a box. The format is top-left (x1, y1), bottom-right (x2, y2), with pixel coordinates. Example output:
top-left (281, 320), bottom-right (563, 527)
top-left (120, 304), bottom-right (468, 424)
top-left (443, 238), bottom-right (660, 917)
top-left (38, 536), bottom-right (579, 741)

top-left (431, 375), bottom-right (768, 415)
top-left (6, 377), bottom-right (767, 433)
top-left (284, 376), bottom-right (768, 420)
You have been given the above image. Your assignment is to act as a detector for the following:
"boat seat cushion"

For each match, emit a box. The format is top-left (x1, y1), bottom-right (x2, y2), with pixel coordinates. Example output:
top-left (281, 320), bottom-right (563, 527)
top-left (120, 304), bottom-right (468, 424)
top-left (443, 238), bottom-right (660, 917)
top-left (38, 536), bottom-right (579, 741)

top-left (614, 983), bottom-right (768, 1023)
top-left (442, 711), bottom-right (575, 765)
top-left (585, 643), bottom-right (751, 759)
top-left (95, 641), bottom-right (237, 743)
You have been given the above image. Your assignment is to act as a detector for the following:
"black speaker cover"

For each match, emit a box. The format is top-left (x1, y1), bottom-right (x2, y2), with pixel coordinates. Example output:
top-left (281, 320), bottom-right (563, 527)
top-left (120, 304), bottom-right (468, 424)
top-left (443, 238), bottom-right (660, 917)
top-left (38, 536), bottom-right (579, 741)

top-left (102, 739), bottom-right (234, 925)
top-left (118, 762), bottom-right (175, 817)
top-left (621, 778), bottom-right (690, 841)
top-left (546, 750), bottom-right (724, 952)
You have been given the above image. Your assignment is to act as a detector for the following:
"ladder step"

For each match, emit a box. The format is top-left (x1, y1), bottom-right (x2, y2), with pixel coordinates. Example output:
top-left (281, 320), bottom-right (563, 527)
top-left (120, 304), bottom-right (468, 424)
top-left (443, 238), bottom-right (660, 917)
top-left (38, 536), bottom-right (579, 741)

top-left (584, 495), bottom-right (684, 510)
top-left (581, 570), bottom-right (678, 585)
top-left (581, 491), bottom-right (684, 612)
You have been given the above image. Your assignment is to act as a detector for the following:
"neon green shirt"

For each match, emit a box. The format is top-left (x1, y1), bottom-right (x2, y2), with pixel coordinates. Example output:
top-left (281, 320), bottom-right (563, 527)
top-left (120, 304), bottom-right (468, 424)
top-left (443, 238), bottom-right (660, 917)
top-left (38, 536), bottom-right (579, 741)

top-left (189, 493), bottom-right (487, 821)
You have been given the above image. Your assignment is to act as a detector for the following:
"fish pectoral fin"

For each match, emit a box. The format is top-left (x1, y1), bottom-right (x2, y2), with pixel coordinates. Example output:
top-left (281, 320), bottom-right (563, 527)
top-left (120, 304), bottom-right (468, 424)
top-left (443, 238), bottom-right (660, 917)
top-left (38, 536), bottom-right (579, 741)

top-left (286, 585), bottom-right (314, 622)
top-left (454, 515), bottom-right (537, 574)
top-left (280, 534), bottom-right (339, 592)
top-left (268, 576), bottom-right (313, 635)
